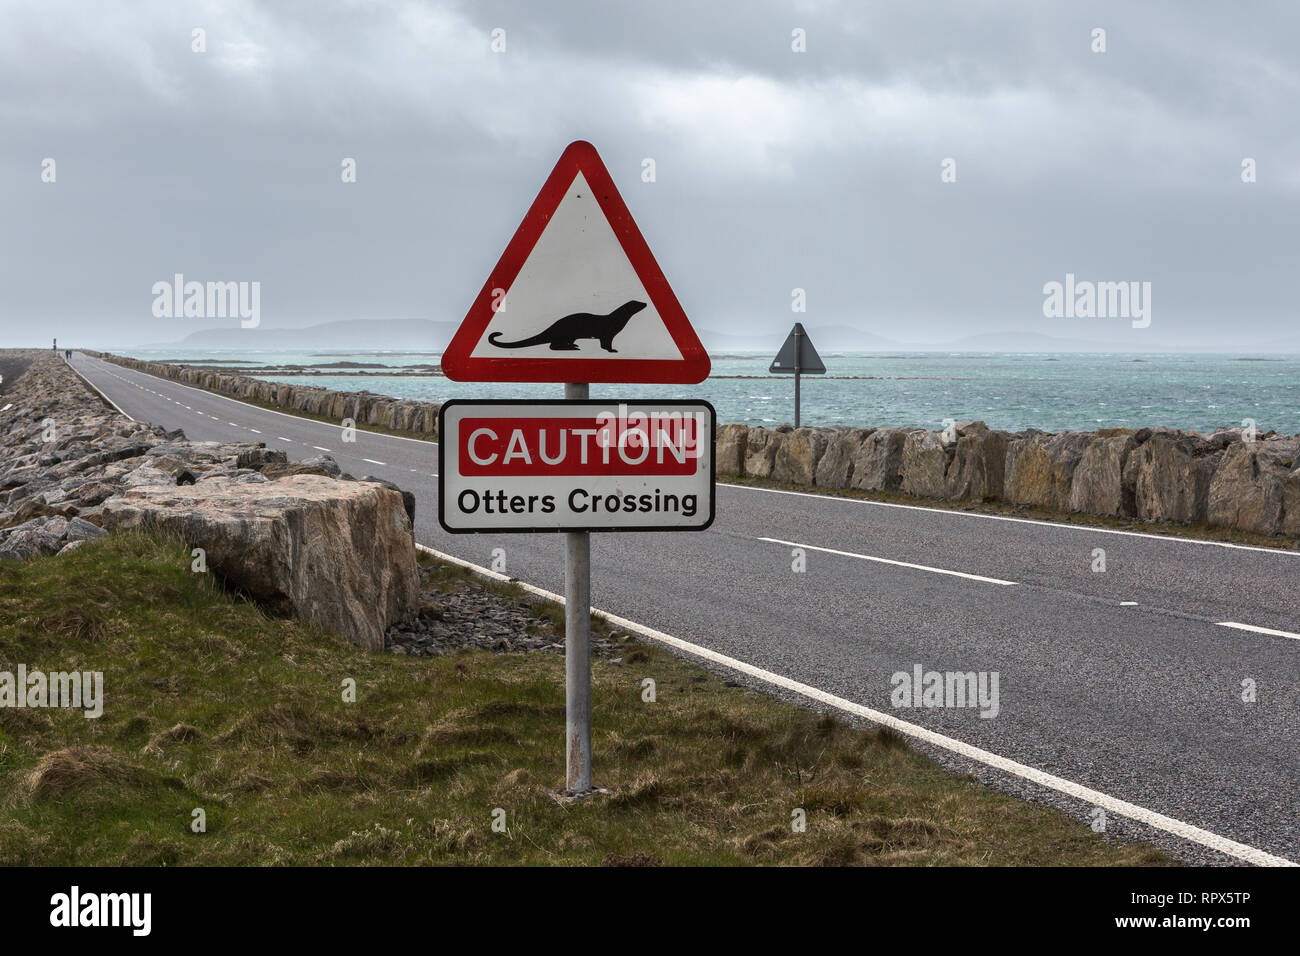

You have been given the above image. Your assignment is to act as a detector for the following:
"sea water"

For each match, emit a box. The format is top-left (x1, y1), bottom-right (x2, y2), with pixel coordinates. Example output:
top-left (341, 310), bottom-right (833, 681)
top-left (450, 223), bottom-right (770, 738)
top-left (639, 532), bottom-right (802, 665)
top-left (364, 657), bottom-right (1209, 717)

top-left (120, 350), bottom-right (1300, 435)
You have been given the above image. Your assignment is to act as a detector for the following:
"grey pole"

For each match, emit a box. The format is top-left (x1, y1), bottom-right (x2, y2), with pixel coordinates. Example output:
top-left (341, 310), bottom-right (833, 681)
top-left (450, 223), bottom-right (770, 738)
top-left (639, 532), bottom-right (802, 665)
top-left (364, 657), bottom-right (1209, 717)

top-left (563, 381), bottom-right (592, 793)
top-left (793, 326), bottom-right (802, 428)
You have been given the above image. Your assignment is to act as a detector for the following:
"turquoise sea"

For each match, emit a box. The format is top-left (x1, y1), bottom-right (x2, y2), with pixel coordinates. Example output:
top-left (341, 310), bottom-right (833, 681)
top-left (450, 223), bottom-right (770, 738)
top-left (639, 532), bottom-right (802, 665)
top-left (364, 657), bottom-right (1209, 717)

top-left (119, 350), bottom-right (1300, 435)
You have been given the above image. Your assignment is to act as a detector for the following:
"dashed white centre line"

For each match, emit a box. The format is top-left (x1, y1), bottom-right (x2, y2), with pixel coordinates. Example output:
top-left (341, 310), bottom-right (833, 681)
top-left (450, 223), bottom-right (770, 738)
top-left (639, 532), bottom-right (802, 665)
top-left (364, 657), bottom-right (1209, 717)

top-left (313, 446), bottom-right (331, 452)
top-left (758, 537), bottom-right (1017, 586)
top-left (1216, 621), bottom-right (1300, 642)
top-left (277, 437), bottom-right (293, 443)
top-left (249, 429), bottom-right (261, 434)
top-left (362, 458), bottom-right (386, 466)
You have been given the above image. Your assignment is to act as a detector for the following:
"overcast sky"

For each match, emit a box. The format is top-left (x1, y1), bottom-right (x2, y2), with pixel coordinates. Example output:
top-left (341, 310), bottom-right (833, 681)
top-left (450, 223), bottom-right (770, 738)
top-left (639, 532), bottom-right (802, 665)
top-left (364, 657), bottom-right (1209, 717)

top-left (2, 0), bottom-right (1297, 350)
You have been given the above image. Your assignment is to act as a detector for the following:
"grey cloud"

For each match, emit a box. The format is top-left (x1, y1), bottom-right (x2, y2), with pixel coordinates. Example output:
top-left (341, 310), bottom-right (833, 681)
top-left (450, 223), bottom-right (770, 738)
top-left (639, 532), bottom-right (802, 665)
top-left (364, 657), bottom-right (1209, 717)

top-left (1, 0), bottom-right (1297, 349)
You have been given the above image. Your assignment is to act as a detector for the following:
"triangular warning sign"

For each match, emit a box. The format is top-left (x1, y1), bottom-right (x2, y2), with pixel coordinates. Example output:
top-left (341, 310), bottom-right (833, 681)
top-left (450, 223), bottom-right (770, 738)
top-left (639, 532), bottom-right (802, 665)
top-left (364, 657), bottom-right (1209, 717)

top-left (769, 322), bottom-right (826, 375)
top-left (440, 141), bottom-right (710, 384)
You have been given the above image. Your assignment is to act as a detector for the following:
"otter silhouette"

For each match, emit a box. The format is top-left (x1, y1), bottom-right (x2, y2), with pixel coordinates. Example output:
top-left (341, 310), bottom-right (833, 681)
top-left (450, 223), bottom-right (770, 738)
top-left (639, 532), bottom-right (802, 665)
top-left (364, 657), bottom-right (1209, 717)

top-left (488, 300), bottom-right (646, 352)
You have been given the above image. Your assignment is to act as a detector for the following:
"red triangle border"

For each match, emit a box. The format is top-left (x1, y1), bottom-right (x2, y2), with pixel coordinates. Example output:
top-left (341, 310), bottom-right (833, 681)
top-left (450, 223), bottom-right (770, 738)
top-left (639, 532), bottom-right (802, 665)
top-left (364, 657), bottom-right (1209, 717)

top-left (440, 141), bottom-right (711, 384)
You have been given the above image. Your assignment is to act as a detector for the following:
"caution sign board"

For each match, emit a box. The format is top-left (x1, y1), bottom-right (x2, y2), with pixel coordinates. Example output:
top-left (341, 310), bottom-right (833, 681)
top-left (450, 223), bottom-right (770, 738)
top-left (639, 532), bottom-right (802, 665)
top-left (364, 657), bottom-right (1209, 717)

top-left (438, 399), bottom-right (715, 533)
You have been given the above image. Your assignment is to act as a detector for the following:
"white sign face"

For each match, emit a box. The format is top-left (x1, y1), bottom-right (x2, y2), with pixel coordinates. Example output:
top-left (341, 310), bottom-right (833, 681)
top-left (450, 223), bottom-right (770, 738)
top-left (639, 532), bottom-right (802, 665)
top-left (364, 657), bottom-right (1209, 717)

top-left (468, 173), bottom-right (683, 364)
top-left (438, 400), bottom-right (715, 533)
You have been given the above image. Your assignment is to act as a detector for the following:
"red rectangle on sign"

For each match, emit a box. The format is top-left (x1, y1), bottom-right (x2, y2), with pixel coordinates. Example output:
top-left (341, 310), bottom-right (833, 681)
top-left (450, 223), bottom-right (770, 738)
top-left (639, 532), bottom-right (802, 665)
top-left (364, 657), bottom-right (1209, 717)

top-left (459, 415), bottom-right (702, 476)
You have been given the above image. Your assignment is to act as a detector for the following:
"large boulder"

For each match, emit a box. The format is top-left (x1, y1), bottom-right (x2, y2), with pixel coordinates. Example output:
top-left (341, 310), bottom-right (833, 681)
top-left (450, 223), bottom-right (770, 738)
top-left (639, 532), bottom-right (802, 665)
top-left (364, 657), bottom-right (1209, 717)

top-left (1005, 432), bottom-right (1089, 511)
top-left (944, 423), bottom-right (1008, 502)
top-left (715, 424), bottom-right (749, 476)
top-left (1284, 464), bottom-right (1300, 537)
top-left (1207, 439), bottom-right (1297, 536)
top-left (743, 428), bottom-right (785, 479)
top-left (851, 429), bottom-right (905, 491)
top-left (900, 430), bottom-right (949, 499)
top-left (0, 516), bottom-right (68, 560)
top-left (772, 428), bottom-right (830, 486)
top-left (1124, 432), bottom-right (1220, 523)
top-left (101, 475), bottom-right (418, 650)
top-left (1068, 433), bottom-right (1137, 516)
top-left (815, 428), bottom-right (872, 488)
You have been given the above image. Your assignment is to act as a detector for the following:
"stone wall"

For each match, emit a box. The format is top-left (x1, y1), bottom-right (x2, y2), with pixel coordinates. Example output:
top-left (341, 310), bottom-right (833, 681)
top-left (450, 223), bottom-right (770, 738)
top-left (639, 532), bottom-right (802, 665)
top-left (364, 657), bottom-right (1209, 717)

top-left (0, 352), bottom-right (418, 648)
top-left (718, 421), bottom-right (1300, 538)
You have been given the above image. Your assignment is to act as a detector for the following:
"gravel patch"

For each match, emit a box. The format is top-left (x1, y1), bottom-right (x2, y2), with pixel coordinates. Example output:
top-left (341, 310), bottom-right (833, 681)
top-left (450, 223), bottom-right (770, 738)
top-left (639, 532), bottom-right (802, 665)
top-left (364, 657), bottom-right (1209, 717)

top-left (385, 567), bottom-right (626, 659)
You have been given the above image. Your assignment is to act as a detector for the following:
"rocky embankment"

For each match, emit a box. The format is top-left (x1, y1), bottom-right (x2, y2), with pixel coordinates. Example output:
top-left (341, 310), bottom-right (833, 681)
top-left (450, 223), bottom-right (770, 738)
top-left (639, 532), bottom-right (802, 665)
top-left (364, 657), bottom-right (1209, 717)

top-left (0, 352), bottom-right (418, 648)
top-left (95, 352), bottom-right (1300, 539)
top-left (719, 421), bottom-right (1300, 538)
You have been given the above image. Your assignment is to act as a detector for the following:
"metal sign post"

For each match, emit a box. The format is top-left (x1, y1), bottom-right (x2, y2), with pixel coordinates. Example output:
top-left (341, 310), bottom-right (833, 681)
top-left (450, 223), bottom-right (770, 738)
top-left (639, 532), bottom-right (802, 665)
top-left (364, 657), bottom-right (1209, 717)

top-left (563, 381), bottom-right (592, 792)
top-left (770, 322), bottom-right (826, 428)
top-left (439, 140), bottom-right (713, 797)
top-left (793, 326), bottom-right (802, 427)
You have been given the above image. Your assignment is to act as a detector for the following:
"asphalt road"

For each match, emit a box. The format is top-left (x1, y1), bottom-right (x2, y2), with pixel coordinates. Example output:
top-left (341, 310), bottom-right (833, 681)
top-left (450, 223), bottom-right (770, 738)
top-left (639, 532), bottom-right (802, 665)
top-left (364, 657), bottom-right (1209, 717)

top-left (70, 351), bottom-right (1300, 865)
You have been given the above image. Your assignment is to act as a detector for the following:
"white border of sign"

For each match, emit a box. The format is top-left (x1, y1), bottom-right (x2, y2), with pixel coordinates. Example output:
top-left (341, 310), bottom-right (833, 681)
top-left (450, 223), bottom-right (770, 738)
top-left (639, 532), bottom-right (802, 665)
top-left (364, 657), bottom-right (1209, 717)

top-left (438, 399), bottom-right (716, 534)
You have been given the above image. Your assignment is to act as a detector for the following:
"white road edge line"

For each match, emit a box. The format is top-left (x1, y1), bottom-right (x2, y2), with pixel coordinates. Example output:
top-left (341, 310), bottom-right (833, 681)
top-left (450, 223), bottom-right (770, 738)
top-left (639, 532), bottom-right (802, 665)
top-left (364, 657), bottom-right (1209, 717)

top-left (413, 542), bottom-right (1295, 868)
top-left (64, 358), bottom-right (134, 421)
top-left (1216, 621), bottom-right (1300, 642)
top-left (759, 536), bottom-right (1017, 586)
top-left (727, 482), bottom-right (1300, 557)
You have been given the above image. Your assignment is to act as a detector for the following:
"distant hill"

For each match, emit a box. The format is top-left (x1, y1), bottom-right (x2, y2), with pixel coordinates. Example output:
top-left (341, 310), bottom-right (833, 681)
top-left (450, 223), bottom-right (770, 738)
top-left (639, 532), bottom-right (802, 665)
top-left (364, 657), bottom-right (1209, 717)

top-left (158, 319), bottom-right (458, 351)
top-left (140, 318), bottom-right (1266, 354)
top-left (698, 324), bottom-right (896, 353)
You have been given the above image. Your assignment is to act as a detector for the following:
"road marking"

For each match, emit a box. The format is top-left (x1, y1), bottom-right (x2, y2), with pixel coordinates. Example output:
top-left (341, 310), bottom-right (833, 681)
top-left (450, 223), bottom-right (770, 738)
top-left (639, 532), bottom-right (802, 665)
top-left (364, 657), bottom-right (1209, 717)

top-left (725, 482), bottom-right (1300, 558)
top-left (1216, 621), bottom-right (1300, 642)
top-left (249, 428), bottom-right (261, 434)
top-left (312, 446), bottom-right (331, 452)
top-left (65, 357), bottom-right (134, 420)
top-left (415, 542), bottom-right (1295, 867)
top-left (1121, 601), bottom-right (1139, 606)
top-left (758, 537), bottom-right (1017, 586)
top-left (277, 437), bottom-right (293, 443)
top-left (228, 422), bottom-right (240, 427)
top-left (362, 458), bottom-right (386, 466)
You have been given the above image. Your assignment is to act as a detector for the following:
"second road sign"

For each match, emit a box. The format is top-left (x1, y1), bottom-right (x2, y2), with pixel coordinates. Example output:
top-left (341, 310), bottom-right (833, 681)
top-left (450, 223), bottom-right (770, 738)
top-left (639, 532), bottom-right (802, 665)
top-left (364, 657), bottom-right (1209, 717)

top-left (439, 399), bottom-right (715, 533)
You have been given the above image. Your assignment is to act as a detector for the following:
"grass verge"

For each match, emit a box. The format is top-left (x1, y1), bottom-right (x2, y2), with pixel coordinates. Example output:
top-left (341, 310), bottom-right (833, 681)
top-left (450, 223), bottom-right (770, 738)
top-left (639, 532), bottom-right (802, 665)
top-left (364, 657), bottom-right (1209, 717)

top-left (0, 532), bottom-right (1171, 865)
